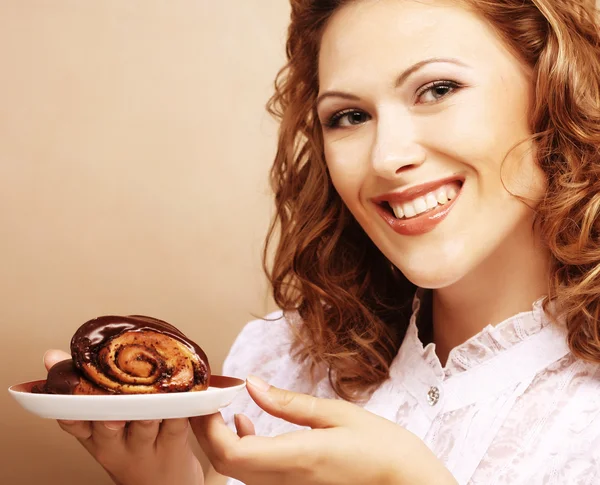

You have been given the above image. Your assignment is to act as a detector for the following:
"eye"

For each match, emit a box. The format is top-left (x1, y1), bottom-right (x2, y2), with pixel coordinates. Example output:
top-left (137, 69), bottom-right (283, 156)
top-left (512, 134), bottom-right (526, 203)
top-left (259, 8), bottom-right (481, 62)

top-left (415, 80), bottom-right (461, 104)
top-left (324, 109), bottom-right (371, 129)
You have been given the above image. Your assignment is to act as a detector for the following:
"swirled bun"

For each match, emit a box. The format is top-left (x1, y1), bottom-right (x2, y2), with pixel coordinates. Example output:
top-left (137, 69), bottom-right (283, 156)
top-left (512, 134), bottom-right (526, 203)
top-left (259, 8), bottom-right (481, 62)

top-left (42, 315), bottom-right (210, 395)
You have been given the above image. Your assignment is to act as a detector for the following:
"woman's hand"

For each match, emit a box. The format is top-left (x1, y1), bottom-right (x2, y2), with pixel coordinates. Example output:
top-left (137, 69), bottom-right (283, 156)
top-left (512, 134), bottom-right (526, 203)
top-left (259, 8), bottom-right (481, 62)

top-left (43, 350), bottom-right (204, 485)
top-left (191, 376), bottom-right (458, 485)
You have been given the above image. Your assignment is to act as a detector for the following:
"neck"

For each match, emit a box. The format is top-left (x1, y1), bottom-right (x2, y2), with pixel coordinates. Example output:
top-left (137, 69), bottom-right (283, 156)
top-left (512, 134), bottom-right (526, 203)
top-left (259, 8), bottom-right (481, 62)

top-left (431, 224), bottom-right (550, 366)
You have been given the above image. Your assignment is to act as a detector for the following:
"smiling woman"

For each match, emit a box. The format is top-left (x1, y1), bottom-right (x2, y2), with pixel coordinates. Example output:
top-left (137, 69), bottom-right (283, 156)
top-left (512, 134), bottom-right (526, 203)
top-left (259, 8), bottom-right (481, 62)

top-left (263, 0), bottom-right (600, 401)
top-left (41, 0), bottom-right (600, 485)
top-left (214, 0), bottom-right (599, 483)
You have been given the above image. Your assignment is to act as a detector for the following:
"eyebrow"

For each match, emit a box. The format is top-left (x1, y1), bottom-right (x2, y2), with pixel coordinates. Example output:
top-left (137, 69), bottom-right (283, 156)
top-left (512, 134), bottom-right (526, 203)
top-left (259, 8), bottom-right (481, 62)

top-left (316, 57), bottom-right (469, 109)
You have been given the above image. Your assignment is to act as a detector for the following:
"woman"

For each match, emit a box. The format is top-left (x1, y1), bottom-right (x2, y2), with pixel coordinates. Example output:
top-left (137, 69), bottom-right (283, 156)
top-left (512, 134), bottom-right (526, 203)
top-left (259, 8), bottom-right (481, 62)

top-left (44, 0), bottom-right (600, 483)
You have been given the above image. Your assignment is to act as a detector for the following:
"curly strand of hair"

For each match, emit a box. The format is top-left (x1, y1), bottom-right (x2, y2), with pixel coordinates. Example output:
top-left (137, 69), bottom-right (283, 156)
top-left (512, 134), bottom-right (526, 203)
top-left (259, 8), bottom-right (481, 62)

top-left (534, 5), bottom-right (600, 364)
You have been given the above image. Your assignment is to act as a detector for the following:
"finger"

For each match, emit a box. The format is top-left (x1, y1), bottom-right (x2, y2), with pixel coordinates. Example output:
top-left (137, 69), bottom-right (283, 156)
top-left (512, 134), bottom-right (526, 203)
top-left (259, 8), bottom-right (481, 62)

top-left (192, 413), bottom-right (273, 477)
top-left (234, 414), bottom-right (256, 437)
top-left (157, 418), bottom-right (189, 445)
top-left (246, 375), bottom-right (358, 429)
top-left (57, 420), bottom-right (93, 441)
top-left (192, 412), bottom-right (324, 474)
top-left (44, 349), bottom-right (71, 371)
top-left (126, 420), bottom-right (161, 451)
top-left (90, 421), bottom-right (127, 449)
top-left (191, 413), bottom-right (241, 466)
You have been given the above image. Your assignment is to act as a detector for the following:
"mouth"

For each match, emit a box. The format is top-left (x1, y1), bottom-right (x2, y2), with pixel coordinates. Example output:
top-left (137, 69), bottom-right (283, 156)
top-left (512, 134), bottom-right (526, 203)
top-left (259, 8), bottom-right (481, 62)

top-left (373, 177), bottom-right (464, 236)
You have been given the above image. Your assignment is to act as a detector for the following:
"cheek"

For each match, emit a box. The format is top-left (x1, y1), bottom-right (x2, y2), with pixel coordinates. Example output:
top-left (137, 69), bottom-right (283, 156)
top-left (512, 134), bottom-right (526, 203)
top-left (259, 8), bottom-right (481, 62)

top-left (324, 144), bottom-right (368, 204)
top-left (416, 99), bottom-right (502, 170)
top-left (427, 79), bottom-right (533, 172)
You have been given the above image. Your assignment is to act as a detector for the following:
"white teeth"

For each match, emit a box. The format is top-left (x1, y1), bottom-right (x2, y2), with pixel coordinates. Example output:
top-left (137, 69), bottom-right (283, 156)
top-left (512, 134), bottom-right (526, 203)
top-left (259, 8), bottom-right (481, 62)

top-left (436, 187), bottom-right (449, 205)
top-left (413, 197), bottom-right (428, 215)
top-left (426, 193), bottom-right (438, 209)
top-left (386, 181), bottom-right (462, 219)
top-left (390, 203), bottom-right (404, 219)
top-left (402, 203), bottom-right (416, 218)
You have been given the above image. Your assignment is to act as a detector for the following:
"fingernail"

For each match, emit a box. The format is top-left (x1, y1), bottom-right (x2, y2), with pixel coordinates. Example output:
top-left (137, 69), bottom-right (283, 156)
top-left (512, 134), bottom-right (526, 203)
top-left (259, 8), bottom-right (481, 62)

top-left (104, 421), bottom-right (125, 430)
top-left (247, 375), bottom-right (271, 392)
top-left (42, 350), bottom-right (49, 365)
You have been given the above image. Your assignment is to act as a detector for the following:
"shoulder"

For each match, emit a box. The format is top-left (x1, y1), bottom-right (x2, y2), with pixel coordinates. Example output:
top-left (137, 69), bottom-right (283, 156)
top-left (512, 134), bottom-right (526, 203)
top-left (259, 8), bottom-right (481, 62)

top-left (222, 310), bottom-right (298, 381)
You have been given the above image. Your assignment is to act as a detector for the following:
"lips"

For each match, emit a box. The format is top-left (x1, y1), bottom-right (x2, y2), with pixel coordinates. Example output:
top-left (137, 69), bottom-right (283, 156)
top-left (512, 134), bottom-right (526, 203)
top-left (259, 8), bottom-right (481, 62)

top-left (372, 176), bottom-right (464, 236)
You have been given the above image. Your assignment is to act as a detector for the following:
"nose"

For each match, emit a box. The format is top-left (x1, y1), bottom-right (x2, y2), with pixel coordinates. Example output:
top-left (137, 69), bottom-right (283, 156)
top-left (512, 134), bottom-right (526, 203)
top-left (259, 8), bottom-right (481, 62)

top-left (370, 110), bottom-right (426, 178)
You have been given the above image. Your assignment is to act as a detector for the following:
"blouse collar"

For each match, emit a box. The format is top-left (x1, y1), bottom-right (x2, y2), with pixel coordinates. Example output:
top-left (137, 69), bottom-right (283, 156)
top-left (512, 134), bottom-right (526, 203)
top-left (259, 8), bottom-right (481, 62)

top-left (405, 289), bottom-right (553, 379)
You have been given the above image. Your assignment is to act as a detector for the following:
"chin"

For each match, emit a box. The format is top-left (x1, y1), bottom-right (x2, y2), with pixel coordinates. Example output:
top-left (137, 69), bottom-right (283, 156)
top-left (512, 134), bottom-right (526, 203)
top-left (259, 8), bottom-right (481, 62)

top-left (402, 271), bottom-right (466, 290)
top-left (392, 250), bottom-right (472, 290)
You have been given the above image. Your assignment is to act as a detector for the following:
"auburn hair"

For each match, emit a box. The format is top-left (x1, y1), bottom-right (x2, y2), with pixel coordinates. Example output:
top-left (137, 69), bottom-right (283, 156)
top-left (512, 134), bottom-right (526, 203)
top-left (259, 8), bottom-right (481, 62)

top-left (263, 0), bottom-right (600, 401)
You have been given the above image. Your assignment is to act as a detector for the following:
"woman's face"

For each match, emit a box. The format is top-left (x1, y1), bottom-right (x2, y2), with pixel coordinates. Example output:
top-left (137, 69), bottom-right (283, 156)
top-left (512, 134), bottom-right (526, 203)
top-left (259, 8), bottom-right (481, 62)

top-left (317, 0), bottom-right (546, 289)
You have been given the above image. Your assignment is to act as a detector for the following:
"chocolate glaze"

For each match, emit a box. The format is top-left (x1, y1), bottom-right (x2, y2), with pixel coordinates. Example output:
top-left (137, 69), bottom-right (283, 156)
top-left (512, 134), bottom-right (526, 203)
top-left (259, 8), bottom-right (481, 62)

top-left (43, 359), bottom-right (81, 394)
top-left (71, 315), bottom-right (209, 373)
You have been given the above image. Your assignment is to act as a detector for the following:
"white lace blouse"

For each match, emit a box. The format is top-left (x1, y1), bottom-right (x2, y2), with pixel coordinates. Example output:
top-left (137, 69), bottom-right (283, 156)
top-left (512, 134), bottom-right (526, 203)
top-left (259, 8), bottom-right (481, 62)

top-left (220, 294), bottom-right (600, 484)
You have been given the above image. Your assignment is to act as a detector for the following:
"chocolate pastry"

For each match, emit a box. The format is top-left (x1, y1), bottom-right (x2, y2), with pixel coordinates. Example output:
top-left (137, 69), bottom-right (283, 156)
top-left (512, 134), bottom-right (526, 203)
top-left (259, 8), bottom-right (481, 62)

top-left (41, 315), bottom-right (210, 395)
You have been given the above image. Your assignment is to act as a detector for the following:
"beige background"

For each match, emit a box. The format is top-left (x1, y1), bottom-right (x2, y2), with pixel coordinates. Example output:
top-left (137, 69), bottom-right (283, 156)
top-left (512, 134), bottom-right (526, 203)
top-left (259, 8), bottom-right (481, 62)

top-left (0, 1), bottom-right (289, 483)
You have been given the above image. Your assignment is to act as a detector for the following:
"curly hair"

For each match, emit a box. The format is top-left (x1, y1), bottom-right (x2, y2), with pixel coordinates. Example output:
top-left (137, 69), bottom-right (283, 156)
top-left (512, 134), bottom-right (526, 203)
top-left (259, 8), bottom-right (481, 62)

top-left (263, 0), bottom-right (600, 402)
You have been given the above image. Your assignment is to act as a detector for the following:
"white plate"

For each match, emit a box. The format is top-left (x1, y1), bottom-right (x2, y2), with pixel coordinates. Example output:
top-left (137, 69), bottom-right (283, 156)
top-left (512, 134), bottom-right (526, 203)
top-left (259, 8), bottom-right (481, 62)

top-left (8, 375), bottom-right (246, 421)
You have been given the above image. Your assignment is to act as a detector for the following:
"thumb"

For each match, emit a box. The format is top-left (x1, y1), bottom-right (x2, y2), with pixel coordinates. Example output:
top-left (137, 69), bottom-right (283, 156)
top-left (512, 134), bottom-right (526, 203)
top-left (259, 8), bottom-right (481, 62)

top-left (43, 349), bottom-right (71, 371)
top-left (245, 375), bottom-right (358, 429)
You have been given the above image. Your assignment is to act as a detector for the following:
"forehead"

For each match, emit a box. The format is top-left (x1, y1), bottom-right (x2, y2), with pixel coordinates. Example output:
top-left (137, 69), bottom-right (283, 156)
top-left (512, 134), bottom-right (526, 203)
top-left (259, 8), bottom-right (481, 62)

top-left (318, 0), bottom-right (506, 88)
